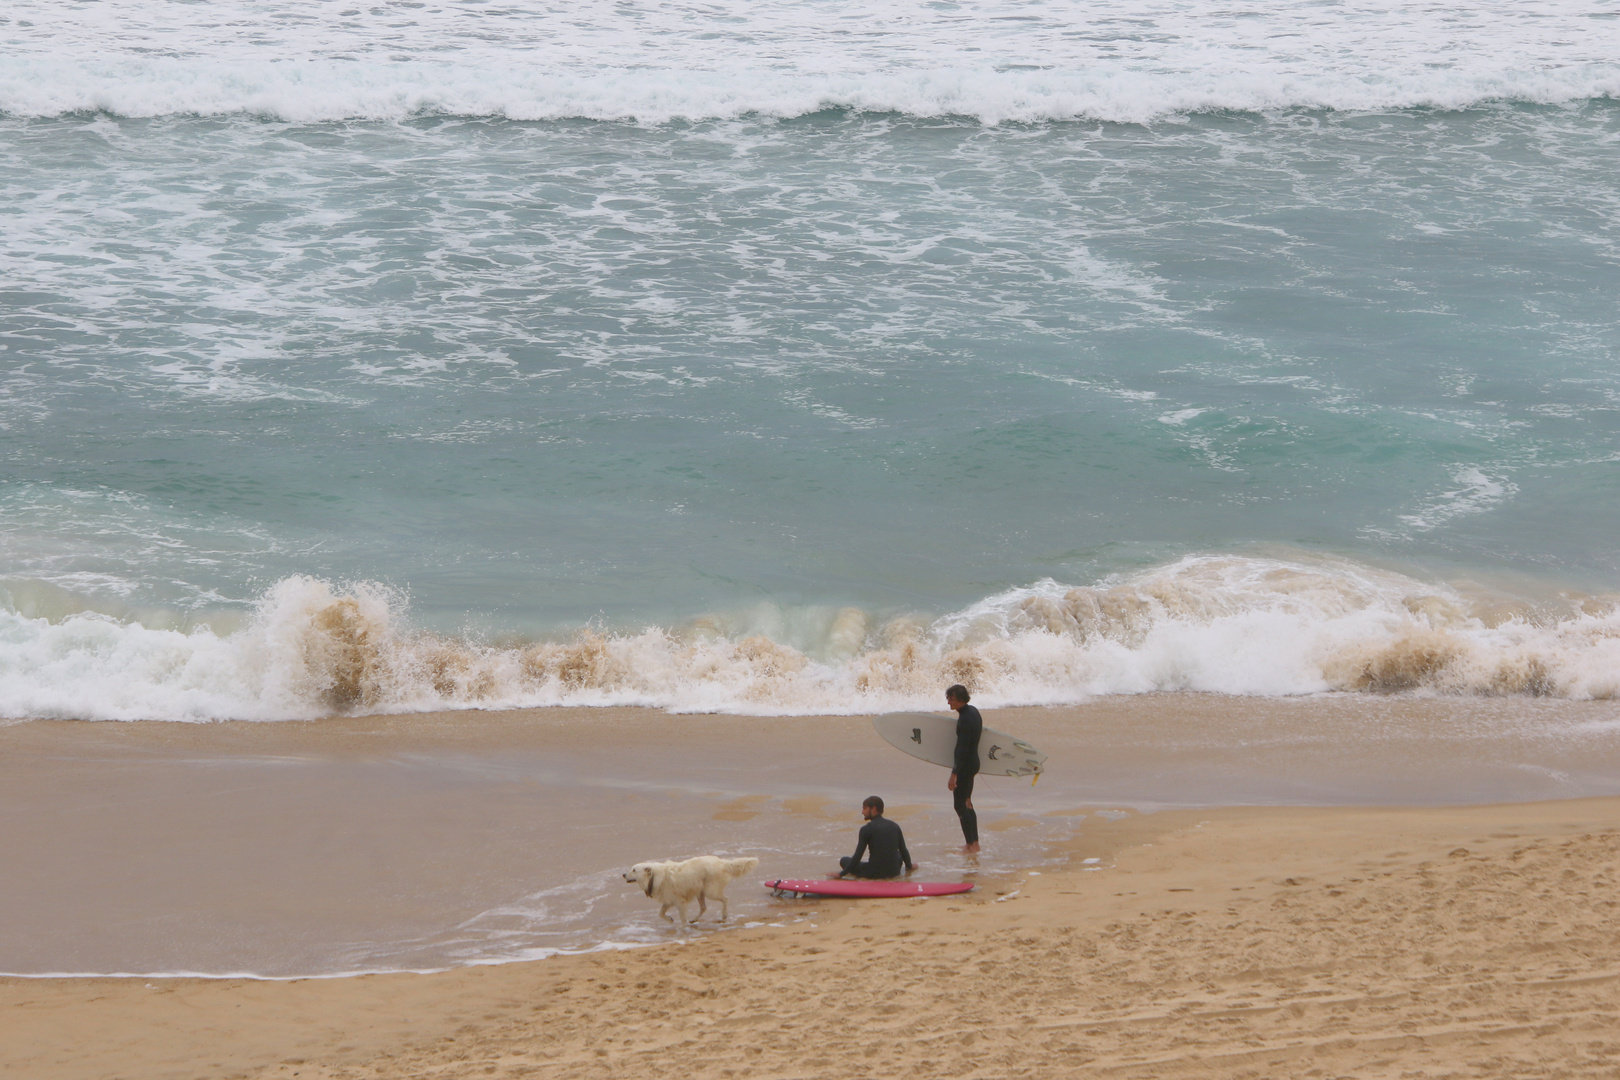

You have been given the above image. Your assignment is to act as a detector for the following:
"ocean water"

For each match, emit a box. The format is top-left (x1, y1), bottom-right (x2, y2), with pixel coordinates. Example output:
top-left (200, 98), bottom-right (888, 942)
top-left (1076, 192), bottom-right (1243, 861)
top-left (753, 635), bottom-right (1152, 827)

top-left (3, 0), bottom-right (1620, 720)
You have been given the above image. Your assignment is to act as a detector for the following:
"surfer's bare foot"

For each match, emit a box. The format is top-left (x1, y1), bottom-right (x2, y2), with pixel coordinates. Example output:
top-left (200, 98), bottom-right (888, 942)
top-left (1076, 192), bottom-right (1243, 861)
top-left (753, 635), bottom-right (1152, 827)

top-left (963, 842), bottom-right (980, 854)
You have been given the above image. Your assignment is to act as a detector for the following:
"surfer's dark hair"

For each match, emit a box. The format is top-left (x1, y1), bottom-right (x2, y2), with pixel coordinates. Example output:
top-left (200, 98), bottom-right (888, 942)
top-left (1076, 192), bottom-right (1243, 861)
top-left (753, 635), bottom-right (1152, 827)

top-left (863, 795), bottom-right (884, 812)
top-left (946, 684), bottom-right (970, 703)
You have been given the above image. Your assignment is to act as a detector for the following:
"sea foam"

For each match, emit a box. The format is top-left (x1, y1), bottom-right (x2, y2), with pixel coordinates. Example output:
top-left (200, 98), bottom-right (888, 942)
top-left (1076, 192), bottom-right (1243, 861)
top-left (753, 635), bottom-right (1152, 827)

top-left (1, 0), bottom-right (1616, 123)
top-left (3, 556), bottom-right (1617, 722)
top-left (4, 61), bottom-right (1615, 125)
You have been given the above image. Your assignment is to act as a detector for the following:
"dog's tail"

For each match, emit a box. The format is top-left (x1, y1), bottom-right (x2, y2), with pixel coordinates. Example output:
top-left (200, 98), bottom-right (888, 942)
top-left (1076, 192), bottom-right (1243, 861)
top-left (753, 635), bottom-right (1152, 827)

top-left (721, 856), bottom-right (760, 879)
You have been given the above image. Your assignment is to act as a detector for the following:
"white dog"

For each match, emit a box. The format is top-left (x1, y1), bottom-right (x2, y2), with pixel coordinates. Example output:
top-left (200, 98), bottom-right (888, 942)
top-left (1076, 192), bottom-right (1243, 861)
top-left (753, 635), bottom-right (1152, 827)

top-left (623, 855), bottom-right (760, 928)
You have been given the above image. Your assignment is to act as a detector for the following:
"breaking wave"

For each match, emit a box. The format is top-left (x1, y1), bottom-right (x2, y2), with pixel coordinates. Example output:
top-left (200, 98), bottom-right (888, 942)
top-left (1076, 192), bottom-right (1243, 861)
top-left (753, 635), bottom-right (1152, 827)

top-left (3, 555), bottom-right (1618, 722)
top-left (2, 0), bottom-right (1617, 123)
top-left (4, 62), bottom-right (1616, 125)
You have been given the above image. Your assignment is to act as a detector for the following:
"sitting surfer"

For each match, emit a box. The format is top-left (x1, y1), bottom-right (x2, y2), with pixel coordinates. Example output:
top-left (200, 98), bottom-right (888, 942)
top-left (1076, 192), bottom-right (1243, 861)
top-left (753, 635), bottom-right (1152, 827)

top-left (837, 795), bottom-right (914, 879)
top-left (946, 683), bottom-right (982, 854)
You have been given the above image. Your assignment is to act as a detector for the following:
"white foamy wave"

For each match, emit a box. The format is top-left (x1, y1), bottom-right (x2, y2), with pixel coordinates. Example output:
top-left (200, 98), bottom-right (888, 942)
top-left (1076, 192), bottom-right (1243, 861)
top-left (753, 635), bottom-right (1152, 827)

top-left (3, 61), bottom-right (1614, 125)
top-left (2, 557), bottom-right (1618, 722)
top-left (3, 61), bottom-right (1607, 125)
top-left (1, 0), bottom-right (1616, 123)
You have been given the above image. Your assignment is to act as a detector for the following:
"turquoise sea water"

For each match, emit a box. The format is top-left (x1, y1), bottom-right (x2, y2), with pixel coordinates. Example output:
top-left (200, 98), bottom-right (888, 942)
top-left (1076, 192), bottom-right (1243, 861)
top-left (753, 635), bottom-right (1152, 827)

top-left (3, 2), bottom-right (1619, 718)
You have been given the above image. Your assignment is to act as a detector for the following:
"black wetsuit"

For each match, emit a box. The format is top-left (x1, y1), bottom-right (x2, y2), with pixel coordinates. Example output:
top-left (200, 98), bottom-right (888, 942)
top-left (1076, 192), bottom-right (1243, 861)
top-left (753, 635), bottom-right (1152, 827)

top-left (952, 703), bottom-right (983, 845)
top-left (839, 815), bottom-right (913, 879)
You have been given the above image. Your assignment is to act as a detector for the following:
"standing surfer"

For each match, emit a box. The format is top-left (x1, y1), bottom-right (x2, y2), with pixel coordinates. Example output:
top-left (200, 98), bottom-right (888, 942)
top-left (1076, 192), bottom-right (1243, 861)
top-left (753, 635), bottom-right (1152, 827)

top-left (945, 684), bottom-right (982, 853)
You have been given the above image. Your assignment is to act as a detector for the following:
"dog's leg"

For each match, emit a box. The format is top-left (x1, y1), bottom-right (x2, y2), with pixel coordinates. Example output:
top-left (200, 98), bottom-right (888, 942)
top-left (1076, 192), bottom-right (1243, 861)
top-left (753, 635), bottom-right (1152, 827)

top-left (659, 902), bottom-right (674, 923)
top-left (717, 894), bottom-right (728, 922)
top-left (697, 894), bottom-right (708, 921)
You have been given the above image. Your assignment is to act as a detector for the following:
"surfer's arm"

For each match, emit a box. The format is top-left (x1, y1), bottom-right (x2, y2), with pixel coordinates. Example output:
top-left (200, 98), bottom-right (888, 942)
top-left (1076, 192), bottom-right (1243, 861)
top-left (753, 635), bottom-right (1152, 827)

top-left (898, 831), bottom-right (913, 873)
top-left (848, 823), bottom-right (872, 866)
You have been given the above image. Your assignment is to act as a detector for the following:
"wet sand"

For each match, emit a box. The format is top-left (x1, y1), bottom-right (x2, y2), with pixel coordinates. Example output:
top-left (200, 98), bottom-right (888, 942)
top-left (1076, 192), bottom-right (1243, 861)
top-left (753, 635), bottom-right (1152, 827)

top-left (5, 695), bottom-right (1620, 1076)
top-left (6, 695), bottom-right (1620, 976)
top-left (5, 795), bottom-right (1620, 1078)
top-left (0, 706), bottom-right (1068, 975)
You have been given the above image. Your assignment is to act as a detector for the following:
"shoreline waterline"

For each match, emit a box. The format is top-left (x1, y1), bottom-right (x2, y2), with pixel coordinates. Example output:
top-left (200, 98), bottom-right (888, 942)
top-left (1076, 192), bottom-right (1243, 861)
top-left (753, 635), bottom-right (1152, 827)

top-left (5, 694), bottom-right (1620, 980)
top-left (5, 794), bottom-right (1620, 1079)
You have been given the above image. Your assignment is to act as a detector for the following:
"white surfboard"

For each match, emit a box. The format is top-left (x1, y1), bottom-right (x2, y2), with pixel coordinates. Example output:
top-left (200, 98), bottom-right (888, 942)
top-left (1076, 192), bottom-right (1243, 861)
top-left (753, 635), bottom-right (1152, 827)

top-left (872, 712), bottom-right (1047, 778)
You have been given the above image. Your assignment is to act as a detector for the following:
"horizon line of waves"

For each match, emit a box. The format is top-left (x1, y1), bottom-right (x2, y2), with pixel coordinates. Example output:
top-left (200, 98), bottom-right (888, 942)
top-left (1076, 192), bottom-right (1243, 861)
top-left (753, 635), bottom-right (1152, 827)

top-left (3, 557), bottom-right (1619, 722)
top-left (3, 63), bottom-right (1618, 125)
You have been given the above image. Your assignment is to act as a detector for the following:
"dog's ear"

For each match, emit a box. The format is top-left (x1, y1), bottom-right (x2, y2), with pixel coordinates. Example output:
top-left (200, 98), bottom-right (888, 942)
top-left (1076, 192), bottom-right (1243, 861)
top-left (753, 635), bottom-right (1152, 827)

top-left (643, 867), bottom-right (658, 898)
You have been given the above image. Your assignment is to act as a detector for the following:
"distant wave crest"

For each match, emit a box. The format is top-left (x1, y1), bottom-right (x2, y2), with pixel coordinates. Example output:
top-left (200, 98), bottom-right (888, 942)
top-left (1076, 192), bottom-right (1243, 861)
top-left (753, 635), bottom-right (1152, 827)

top-left (3, 60), bottom-right (1617, 124)
top-left (3, 556), bottom-right (1618, 722)
top-left (5, 0), bottom-right (1620, 123)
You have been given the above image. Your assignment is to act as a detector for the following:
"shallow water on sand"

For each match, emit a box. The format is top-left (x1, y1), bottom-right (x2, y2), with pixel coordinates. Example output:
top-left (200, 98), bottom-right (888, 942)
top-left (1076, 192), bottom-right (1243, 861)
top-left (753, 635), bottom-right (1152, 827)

top-left (0, 710), bottom-right (1063, 977)
top-left (5, 695), bottom-right (1620, 978)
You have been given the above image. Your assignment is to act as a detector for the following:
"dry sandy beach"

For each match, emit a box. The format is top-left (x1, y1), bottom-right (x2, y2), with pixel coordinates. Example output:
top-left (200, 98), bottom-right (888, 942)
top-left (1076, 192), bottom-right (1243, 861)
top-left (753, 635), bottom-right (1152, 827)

top-left (6, 698), bottom-right (1620, 1078)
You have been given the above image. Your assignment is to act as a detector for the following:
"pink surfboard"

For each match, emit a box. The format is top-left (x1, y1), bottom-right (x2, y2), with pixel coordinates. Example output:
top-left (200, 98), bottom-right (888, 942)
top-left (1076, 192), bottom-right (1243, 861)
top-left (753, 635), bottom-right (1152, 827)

top-left (765, 878), bottom-right (974, 899)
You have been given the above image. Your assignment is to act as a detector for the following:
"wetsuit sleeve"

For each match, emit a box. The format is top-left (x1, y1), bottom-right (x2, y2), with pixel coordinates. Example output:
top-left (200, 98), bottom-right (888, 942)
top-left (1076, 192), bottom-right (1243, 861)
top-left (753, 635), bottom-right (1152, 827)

top-left (953, 705), bottom-right (983, 775)
top-left (850, 822), bottom-right (872, 865)
top-left (897, 826), bottom-right (913, 871)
